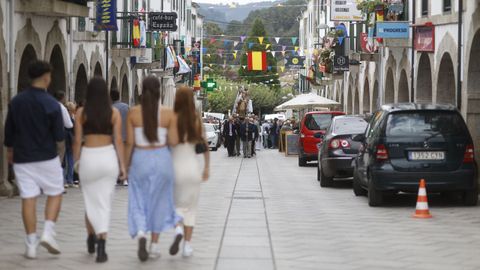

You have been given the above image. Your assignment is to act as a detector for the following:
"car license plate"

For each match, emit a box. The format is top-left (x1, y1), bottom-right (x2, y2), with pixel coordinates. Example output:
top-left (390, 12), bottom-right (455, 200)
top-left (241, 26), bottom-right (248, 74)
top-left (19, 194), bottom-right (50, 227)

top-left (409, 151), bottom-right (445, 161)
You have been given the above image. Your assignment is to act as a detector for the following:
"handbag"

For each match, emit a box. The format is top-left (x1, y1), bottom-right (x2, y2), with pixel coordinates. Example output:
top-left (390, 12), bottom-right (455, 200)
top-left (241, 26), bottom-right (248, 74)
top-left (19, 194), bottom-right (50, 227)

top-left (195, 142), bottom-right (208, 154)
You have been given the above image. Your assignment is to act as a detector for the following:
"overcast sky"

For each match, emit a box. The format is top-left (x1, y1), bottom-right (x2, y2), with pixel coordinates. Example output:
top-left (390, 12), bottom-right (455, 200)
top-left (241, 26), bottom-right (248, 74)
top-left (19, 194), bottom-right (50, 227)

top-left (195, 0), bottom-right (277, 5)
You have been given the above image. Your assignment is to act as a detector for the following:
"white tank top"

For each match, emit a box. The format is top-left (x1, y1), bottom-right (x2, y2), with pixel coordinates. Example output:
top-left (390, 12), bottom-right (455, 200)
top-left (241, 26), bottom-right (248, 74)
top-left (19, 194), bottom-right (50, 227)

top-left (134, 107), bottom-right (168, 147)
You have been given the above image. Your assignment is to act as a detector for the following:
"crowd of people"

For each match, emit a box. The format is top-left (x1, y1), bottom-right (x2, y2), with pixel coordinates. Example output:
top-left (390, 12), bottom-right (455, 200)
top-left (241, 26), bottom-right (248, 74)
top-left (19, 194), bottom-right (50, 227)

top-left (3, 61), bottom-right (210, 263)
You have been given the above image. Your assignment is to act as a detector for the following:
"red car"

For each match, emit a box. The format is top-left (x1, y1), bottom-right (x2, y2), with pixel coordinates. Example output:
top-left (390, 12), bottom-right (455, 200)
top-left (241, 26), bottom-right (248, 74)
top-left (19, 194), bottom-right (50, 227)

top-left (298, 111), bottom-right (345, 167)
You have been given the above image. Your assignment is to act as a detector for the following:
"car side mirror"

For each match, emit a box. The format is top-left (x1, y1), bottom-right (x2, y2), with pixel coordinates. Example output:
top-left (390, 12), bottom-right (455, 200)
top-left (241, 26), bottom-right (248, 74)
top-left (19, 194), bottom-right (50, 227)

top-left (352, 134), bottom-right (366, 142)
top-left (313, 132), bottom-right (324, 139)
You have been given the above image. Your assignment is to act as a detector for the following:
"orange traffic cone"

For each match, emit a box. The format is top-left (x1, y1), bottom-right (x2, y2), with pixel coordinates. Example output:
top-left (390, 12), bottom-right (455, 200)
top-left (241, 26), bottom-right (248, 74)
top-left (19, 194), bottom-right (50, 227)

top-left (413, 179), bottom-right (432, 219)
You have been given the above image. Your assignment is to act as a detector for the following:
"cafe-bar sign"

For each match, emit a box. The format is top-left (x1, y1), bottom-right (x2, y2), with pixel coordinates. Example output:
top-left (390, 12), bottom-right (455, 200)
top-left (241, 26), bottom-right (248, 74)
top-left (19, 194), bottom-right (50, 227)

top-left (95, 0), bottom-right (118, 31)
top-left (149, 12), bottom-right (178, 31)
top-left (331, 0), bottom-right (365, 21)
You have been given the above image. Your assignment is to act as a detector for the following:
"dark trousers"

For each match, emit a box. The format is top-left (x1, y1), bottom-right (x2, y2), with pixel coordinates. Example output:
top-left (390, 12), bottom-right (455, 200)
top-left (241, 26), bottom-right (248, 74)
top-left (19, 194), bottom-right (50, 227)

top-left (251, 140), bottom-right (256, 155)
top-left (226, 136), bottom-right (236, 156)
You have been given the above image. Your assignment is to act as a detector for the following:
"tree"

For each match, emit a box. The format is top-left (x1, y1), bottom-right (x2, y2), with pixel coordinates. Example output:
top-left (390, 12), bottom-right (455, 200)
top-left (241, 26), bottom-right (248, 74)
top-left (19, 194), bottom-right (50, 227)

top-left (238, 19), bottom-right (279, 86)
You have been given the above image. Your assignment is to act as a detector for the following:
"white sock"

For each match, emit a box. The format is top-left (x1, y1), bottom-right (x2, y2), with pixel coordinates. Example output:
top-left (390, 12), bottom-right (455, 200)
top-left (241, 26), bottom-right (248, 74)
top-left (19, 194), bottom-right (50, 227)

top-left (137, 230), bottom-right (146, 239)
top-left (26, 233), bottom-right (37, 244)
top-left (184, 240), bottom-right (191, 247)
top-left (175, 226), bottom-right (184, 236)
top-left (44, 220), bottom-right (55, 236)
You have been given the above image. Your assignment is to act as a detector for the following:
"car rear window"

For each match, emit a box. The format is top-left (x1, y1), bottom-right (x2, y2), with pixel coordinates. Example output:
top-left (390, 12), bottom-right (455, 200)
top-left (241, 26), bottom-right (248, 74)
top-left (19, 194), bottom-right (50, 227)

top-left (333, 118), bottom-right (368, 135)
top-left (386, 111), bottom-right (468, 138)
top-left (304, 114), bottom-right (334, 130)
top-left (204, 125), bottom-right (215, 132)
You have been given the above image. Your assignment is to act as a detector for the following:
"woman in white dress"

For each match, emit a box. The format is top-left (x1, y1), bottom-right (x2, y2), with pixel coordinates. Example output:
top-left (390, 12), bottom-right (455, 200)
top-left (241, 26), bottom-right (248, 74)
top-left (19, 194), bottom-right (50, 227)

top-left (73, 77), bottom-right (127, 263)
top-left (172, 86), bottom-right (210, 257)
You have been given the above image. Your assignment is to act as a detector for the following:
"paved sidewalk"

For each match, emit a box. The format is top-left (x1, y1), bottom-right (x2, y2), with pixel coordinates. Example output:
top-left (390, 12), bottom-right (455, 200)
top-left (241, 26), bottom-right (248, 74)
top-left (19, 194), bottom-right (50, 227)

top-left (1, 148), bottom-right (480, 269)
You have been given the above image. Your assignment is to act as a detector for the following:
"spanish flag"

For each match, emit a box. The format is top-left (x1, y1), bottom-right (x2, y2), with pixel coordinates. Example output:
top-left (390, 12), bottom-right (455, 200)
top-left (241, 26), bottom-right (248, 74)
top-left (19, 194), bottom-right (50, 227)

top-left (247, 51), bottom-right (267, 71)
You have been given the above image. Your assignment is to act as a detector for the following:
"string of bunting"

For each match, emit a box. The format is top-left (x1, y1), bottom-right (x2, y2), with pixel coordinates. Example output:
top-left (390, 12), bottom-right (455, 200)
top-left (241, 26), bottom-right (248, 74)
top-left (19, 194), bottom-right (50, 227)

top-left (204, 62), bottom-right (289, 73)
top-left (205, 36), bottom-right (298, 46)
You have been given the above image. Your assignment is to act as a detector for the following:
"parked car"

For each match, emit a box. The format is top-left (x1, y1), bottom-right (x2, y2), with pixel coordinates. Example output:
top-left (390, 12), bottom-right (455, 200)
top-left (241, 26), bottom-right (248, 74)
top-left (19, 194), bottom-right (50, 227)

top-left (298, 111), bottom-right (345, 166)
top-left (204, 123), bottom-right (220, 151)
top-left (353, 104), bottom-right (478, 207)
top-left (317, 116), bottom-right (369, 187)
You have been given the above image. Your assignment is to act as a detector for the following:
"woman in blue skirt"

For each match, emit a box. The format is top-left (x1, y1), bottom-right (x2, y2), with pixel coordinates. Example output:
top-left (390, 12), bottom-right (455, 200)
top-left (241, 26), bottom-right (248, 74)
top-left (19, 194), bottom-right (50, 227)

top-left (125, 76), bottom-right (182, 261)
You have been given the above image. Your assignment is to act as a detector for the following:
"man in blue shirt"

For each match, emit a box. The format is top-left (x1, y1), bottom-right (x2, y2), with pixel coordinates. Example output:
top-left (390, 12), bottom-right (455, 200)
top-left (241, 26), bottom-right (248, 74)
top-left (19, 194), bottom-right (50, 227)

top-left (4, 61), bottom-right (64, 259)
top-left (110, 89), bottom-right (129, 186)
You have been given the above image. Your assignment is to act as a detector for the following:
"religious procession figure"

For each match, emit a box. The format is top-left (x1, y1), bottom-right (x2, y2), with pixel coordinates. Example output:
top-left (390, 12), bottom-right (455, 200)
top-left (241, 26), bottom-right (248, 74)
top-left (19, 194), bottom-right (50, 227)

top-left (233, 87), bottom-right (253, 117)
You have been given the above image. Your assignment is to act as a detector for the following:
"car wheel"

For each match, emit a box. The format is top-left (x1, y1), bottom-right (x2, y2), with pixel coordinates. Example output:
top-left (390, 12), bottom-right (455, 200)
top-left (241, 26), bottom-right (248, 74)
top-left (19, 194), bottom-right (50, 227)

top-left (298, 157), bottom-right (307, 167)
top-left (317, 165), bottom-right (321, 181)
top-left (463, 189), bottom-right (478, 206)
top-left (353, 169), bottom-right (367, 197)
top-left (367, 177), bottom-right (383, 207)
top-left (319, 163), bottom-right (333, 188)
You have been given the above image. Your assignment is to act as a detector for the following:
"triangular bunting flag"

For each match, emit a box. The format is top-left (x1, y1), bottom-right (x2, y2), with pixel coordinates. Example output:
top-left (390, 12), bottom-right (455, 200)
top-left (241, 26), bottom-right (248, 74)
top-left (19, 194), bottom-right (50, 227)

top-left (280, 66), bottom-right (285, 72)
top-left (242, 65), bottom-right (247, 69)
top-left (282, 45), bottom-right (287, 51)
top-left (275, 37), bottom-right (280, 44)
top-left (265, 44), bottom-right (271, 49)
top-left (234, 41), bottom-right (239, 47)
top-left (202, 48), bottom-right (207, 54)
top-left (209, 64), bottom-right (213, 67)
top-left (240, 35), bottom-right (247, 42)
top-left (206, 54), bottom-right (211, 58)
top-left (224, 40), bottom-right (230, 47)
top-left (210, 38), bottom-right (216, 44)
top-left (218, 53), bottom-right (223, 58)
top-left (294, 46), bottom-right (299, 52)
top-left (267, 66), bottom-right (272, 71)
top-left (281, 51), bottom-right (286, 56)
top-left (271, 51), bottom-right (276, 57)
top-left (233, 51), bottom-right (238, 59)
top-left (291, 37), bottom-right (298, 45)
top-left (258, 37), bottom-right (264, 44)
top-left (248, 42), bottom-right (254, 49)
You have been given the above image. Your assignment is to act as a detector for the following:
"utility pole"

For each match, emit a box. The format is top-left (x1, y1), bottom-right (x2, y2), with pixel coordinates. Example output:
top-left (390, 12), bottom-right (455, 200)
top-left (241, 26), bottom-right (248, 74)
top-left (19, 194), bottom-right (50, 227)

top-left (410, 0), bottom-right (415, 102)
top-left (457, 0), bottom-right (463, 109)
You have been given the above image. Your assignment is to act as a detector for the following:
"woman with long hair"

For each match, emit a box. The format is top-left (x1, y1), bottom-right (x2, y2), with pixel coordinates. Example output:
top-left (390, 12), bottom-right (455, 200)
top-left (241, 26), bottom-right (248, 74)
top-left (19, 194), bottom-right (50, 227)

top-left (172, 86), bottom-right (210, 257)
top-left (126, 76), bottom-right (182, 261)
top-left (73, 77), bottom-right (127, 263)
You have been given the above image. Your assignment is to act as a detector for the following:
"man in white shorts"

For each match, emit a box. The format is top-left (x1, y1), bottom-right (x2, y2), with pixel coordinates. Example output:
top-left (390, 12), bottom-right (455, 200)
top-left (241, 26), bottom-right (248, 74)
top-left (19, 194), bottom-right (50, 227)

top-left (4, 61), bottom-right (65, 259)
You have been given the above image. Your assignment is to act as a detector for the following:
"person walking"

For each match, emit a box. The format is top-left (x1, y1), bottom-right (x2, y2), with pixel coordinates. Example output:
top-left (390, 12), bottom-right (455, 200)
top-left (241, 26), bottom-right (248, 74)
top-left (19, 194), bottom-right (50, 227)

top-left (234, 115), bottom-right (241, 156)
top-left (261, 120), bottom-right (270, 149)
top-left (53, 91), bottom-right (74, 163)
top-left (63, 102), bottom-right (77, 188)
top-left (73, 77), bottom-right (127, 263)
top-left (240, 117), bottom-right (254, 158)
top-left (172, 86), bottom-right (210, 257)
top-left (125, 76), bottom-right (182, 262)
top-left (4, 61), bottom-right (64, 259)
top-left (223, 116), bottom-right (237, 157)
top-left (251, 117), bottom-right (260, 156)
top-left (111, 89), bottom-right (130, 186)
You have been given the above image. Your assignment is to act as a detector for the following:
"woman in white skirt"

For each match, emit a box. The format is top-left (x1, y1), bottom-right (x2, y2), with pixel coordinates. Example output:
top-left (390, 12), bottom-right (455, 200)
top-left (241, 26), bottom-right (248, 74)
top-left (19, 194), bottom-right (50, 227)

top-left (172, 86), bottom-right (210, 257)
top-left (73, 77), bottom-right (127, 263)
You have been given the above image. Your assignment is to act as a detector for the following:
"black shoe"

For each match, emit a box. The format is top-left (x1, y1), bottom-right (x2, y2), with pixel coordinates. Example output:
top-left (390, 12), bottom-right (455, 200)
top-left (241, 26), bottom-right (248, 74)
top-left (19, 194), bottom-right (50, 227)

top-left (169, 233), bottom-right (183, 256)
top-left (96, 239), bottom-right (108, 263)
top-left (137, 237), bottom-right (149, 262)
top-left (87, 234), bottom-right (97, 254)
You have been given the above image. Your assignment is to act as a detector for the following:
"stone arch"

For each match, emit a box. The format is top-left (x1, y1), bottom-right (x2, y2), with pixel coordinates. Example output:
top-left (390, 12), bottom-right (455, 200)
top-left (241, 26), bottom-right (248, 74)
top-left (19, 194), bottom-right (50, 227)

top-left (74, 64), bottom-right (88, 104)
top-left (385, 67), bottom-right (395, 104)
top-left (15, 19), bottom-right (42, 95)
top-left (0, 0), bottom-right (10, 196)
top-left (466, 13), bottom-right (480, 160)
top-left (416, 52), bottom-right (433, 103)
top-left (17, 45), bottom-right (38, 92)
top-left (48, 45), bottom-right (66, 96)
top-left (363, 78), bottom-right (370, 113)
top-left (94, 62), bottom-right (103, 77)
top-left (90, 46), bottom-right (105, 78)
top-left (110, 77), bottom-right (118, 92)
top-left (119, 60), bottom-right (129, 103)
top-left (372, 80), bottom-right (379, 111)
top-left (347, 83), bottom-right (353, 114)
top-left (109, 62), bottom-right (119, 91)
top-left (72, 45), bottom-right (89, 98)
top-left (436, 53), bottom-right (456, 105)
top-left (134, 85), bottom-right (140, 105)
top-left (398, 69), bottom-right (409, 103)
top-left (354, 87), bottom-right (360, 114)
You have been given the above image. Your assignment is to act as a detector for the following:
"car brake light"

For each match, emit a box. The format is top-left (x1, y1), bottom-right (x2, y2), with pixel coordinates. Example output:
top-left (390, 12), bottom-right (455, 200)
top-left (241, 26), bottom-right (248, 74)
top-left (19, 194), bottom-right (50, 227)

top-left (463, 144), bottom-right (474, 163)
top-left (376, 144), bottom-right (389, 161)
top-left (329, 139), bottom-right (350, 149)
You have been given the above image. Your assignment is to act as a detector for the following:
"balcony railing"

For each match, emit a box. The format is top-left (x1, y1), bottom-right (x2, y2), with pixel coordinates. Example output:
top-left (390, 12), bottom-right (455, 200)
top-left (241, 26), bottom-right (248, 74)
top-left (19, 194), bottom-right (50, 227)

top-left (16, 0), bottom-right (89, 17)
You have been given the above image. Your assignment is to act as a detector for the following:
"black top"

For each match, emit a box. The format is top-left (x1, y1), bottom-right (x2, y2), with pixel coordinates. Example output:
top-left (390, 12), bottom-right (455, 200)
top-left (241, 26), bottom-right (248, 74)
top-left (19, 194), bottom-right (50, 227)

top-left (4, 87), bottom-right (64, 163)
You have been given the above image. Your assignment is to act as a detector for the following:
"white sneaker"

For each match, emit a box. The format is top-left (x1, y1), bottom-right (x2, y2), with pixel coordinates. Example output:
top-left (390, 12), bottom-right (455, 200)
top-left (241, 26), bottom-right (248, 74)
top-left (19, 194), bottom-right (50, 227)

top-left (149, 243), bottom-right (161, 259)
top-left (182, 242), bottom-right (194, 257)
top-left (25, 238), bottom-right (38, 259)
top-left (40, 232), bottom-right (61, 255)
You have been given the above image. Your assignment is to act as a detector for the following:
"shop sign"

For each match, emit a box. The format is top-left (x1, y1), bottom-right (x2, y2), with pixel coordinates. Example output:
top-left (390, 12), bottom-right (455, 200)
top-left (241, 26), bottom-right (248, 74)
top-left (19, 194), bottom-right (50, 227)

top-left (331, 0), bottom-right (365, 21)
top-left (360, 33), bottom-right (378, 53)
top-left (333, 55), bottom-right (349, 72)
top-left (149, 12), bottom-right (178, 31)
top-left (414, 25), bottom-right (435, 52)
top-left (285, 56), bottom-right (306, 69)
top-left (376, 22), bottom-right (409, 39)
top-left (95, 0), bottom-right (118, 31)
top-left (136, 48), bottom-right (153, 64)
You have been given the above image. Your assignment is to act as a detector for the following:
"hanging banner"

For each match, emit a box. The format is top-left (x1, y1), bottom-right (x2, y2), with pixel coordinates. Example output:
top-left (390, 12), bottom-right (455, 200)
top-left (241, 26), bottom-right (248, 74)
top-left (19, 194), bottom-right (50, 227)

top-left (285, 56), bottom-right (305, 69)
top-left (149, 12), bottom-right (178, 31)
top-left (330, 0), bottom-right (365, 21)
top-left (95, 0), bottom-right (118, 31)
top-left (360, 33), bottom-right (378, 53)
top-left (414, 24), bottom-right (435, 52)
top-left (333, 55), bottom-right (349, 72)
top-left (376, 22), bottom-right (410, 39)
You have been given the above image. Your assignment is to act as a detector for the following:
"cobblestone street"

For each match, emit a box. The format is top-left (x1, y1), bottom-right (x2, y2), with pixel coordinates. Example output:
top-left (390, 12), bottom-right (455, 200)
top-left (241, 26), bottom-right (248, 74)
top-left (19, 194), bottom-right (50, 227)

top-left (1, 149), bottom-right (480, 270)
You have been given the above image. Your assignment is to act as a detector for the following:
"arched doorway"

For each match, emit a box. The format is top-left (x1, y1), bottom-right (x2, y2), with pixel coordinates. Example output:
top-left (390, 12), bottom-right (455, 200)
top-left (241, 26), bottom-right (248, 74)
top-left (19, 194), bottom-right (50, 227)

top-left (17, 44), bottom-right (37, 92)
top-left (347, 85), bottom-right (353, 113)
top-left (385, 68), bottom-right (394, 103)
top-left (354, 87), bottom-right (359, 114)
top-left (363, 78), bottom-right (370, 113)
top-left (48, 45), bottom-right (66, 96)
top-left (94, 62), bottom-right (103, 77)
top-left (417, 53), bottom-right (432, 103)
top-left (372, 81), bottom-right (379, 111)
top-left (74, 64), bottom-right (88, 104)
top-left (110, 77), bottom-right (118, 91)
top-left (467, 30), bottom-right (480, 161)
top-left (398, 69), bottom-right (409, 102)
top-left (134, 85), bottom-right (140, 105)
top-left (437, 53), bottom-right (456, 105)
top-left (121, 75), bottom-right (129, 103)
